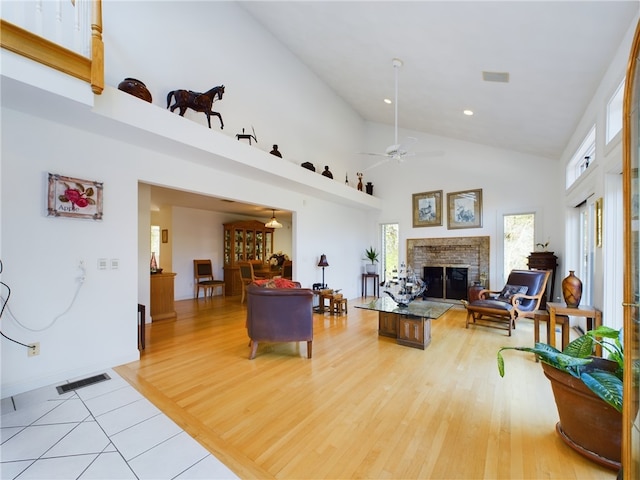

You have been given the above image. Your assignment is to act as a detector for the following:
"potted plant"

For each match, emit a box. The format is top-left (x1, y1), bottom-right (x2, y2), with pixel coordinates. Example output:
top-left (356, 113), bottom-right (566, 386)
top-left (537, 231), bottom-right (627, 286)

top-left (363, 246), bottom-right (379, 274)
top-left (497, 325), bottom-right (628, 470)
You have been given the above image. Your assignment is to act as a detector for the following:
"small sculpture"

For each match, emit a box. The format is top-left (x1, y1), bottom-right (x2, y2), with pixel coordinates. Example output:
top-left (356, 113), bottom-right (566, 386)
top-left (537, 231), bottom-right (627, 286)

top-left (322, 166), bottom-right (333, 179)
top-left (301, 162), bottom-right (315, 172)
top-left (270, 145), bottom-right (282, 157)
top-left (167, 85), bottom-right (225, 129)
top-left (357, 172), bottom-right (363, 191)
top-left (236, 126), bottom-right (258, 145)
top-left (118, 78), bottom-right (152, 103)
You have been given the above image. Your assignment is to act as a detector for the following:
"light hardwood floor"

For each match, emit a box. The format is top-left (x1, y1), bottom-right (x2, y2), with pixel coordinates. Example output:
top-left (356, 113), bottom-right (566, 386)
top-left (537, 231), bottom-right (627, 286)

top-left (115, 295), bottom-right (616, 479)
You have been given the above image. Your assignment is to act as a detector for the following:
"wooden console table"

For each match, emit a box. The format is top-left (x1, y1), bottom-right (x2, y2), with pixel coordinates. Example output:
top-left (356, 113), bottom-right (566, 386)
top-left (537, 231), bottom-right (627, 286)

top-left (150, 272), bottom-right (177, 321)
top-left (355, 297), bottom-right (453, 350)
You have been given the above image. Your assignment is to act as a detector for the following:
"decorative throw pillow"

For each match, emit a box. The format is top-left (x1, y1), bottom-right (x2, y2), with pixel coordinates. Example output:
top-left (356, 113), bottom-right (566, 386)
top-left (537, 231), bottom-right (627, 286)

top-left (498, 284), bottom-right (528, 302)
top-left (253, 278), bottom-right (298, 289)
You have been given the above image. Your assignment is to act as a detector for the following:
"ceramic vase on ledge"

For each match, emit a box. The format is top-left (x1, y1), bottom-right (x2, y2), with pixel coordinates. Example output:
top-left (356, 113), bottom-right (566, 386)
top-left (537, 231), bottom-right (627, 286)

top-left (562, 270), bottom-right (582, 307)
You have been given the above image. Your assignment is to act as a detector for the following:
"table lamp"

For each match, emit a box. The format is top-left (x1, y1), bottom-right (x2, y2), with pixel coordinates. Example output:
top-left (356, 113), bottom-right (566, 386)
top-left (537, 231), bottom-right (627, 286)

top-left (318, 254), bottom-right (329, 288)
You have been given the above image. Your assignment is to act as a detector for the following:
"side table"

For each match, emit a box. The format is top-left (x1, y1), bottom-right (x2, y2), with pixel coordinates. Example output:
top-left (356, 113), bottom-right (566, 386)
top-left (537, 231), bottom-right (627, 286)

top-left (546, 302), bottom-right (602, 356)
top-left (362, 273), bottom-right (379, 297)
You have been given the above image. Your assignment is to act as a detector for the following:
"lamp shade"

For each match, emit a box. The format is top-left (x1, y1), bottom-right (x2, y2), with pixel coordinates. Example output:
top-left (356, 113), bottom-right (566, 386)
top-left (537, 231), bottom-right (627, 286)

top-left (317, 254), bottom-right (329, 267)
top-left (265, 209), bottom-right (283, 229)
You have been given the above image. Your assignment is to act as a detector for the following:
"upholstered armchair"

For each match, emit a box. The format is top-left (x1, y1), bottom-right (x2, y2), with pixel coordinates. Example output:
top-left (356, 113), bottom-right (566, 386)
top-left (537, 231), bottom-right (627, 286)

top-left (465, 269), bottom-right (550, 336)
top-left (246, 282), bottom-right (314, 359)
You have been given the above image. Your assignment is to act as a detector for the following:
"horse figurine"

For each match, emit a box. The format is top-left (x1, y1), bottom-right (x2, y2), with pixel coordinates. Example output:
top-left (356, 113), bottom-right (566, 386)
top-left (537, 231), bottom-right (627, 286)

top-left (166, 85), bottom-right (225, 129)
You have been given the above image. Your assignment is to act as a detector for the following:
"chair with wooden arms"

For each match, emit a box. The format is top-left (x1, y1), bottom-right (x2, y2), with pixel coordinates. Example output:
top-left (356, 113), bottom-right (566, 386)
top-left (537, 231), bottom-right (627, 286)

top-left (193, 259), bottom-right (225, 299)
top-left (465, 269), bottom-right (550, 336)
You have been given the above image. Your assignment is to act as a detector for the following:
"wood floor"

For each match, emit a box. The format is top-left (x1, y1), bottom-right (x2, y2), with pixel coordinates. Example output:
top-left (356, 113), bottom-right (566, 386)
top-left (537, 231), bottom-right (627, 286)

top-left (115, 295), bottom-right (616, 479)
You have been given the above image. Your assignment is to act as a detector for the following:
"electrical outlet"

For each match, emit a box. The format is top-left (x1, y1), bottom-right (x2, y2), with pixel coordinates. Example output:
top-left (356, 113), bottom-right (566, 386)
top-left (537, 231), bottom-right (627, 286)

top-left (28, 342), bottom-right (40, 357)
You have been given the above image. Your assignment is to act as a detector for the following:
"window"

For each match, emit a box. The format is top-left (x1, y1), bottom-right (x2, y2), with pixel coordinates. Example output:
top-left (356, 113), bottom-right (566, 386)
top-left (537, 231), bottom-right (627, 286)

top-left (566, 126), bottom-right (596, 188)
top-left (578, 202), bottom-right (595, 308)
top-left (503, 213), bottom-right (535, 280)
top-left (151, 225), bottom-right (161, 267)
top-left (381, 223), bottom-right (398, 283)
top-left (606, 79), bottom-right (624, 144)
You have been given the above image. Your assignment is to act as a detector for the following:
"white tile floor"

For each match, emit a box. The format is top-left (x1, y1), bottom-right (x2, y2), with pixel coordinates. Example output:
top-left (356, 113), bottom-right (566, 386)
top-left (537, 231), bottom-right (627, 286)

top-left (0, 369), bottom-right (238, 479)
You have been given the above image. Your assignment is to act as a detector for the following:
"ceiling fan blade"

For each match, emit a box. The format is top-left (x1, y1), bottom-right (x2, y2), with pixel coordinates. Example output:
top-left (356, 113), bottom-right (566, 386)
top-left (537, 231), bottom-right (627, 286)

top-left (398, 136), bottom-right (417, 151)
top-left (359, 151), bottom-right (389, 157)
top-left (364, 158), bottom-right (391, 171)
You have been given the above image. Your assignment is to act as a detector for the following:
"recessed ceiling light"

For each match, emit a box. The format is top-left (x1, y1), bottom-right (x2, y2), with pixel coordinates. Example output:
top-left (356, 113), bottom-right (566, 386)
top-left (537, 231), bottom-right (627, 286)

top-left (384, 98), bottom-right (392, 104)
top-left (463, 110), bottom-right (474, 116)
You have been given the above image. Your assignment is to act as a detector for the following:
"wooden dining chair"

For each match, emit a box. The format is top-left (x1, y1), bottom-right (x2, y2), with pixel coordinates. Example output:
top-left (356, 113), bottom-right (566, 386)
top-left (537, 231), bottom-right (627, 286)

top-left (193, 259), bottom-right (225, 298)
top-left (238, 261), bottom-right (258, 304)
top-left (282, 260), bottom-right (293, 280)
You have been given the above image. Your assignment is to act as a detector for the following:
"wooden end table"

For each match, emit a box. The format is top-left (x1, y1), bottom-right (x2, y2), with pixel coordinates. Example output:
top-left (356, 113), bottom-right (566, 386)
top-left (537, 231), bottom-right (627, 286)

top-left (546, 302), bottom-right (602, 356)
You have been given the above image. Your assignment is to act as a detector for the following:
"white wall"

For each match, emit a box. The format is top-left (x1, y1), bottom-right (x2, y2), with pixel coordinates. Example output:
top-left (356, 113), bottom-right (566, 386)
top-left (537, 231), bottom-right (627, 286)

top-left (362, 122), bottom-right (562, 288)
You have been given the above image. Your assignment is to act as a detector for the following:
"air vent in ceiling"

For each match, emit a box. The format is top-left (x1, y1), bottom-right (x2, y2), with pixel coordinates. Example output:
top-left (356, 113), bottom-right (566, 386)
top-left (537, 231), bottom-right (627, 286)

top-left (56, 373), bottom-right (110, 394)
top-left (482, 71), bottom-right (510, 83)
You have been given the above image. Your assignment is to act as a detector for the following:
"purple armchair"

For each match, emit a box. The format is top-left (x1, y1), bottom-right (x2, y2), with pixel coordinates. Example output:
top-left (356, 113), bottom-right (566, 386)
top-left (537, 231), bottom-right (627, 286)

top-left (246, 282), bottom-right (314, 359)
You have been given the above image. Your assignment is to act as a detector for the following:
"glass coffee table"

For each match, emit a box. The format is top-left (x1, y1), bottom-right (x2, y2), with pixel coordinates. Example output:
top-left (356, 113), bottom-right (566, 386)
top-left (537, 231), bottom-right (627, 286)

top-left (355, 297), bottom-right (453, 349)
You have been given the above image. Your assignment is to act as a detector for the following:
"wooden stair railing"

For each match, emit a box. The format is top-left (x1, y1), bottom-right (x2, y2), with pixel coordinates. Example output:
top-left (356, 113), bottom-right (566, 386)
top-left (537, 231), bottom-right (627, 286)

top-left (0, 0), bottom-right (103, 94)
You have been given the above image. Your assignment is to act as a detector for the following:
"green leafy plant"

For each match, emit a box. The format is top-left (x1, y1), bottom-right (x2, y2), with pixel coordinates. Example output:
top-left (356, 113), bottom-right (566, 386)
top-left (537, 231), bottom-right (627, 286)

top-left (497, 325), bottom-right (628, 413)
top-left (363, 246), bottom-right (379, 264)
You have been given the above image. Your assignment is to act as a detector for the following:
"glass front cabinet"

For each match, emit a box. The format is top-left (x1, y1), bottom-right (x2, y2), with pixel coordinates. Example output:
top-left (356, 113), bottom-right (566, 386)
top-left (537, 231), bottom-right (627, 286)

top-left (223, 220), bottom-right (274, 295)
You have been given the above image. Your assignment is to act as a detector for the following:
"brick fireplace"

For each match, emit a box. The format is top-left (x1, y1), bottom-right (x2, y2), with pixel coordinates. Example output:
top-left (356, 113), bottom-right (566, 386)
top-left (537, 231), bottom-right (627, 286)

top-left (407, 236), bottom-right (490, 289)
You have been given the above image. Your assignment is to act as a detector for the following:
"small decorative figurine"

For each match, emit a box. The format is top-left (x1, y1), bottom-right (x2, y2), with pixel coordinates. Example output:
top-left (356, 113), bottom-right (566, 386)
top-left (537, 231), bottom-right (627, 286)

top-left (118, 78), bottom-right (152, 103)
top-left (167, 85), bottom-right (225, 129)
top-left (301, 162), bottom-right (315, 172)
top-left (357, 172), bottom-right (363, 191)
top-left (366, 182), bottom-right (374, 195)
top-left (270, 145), bottom-right (282, 157)
top-left (345, 173), bottom-right (349, 186)
top-left (322, 166), bottom-right (333, 179)
top-left (236, 126), bottom-right (258, 145)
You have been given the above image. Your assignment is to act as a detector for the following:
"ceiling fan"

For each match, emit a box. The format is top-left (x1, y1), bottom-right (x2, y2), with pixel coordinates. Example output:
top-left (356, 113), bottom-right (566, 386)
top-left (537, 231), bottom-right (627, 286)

top-left (362, 58), bottom-right (442, 170)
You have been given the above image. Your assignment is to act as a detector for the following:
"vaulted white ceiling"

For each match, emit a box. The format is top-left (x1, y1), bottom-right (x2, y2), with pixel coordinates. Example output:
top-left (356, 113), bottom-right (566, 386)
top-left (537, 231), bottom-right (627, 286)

top-left (241, 1), bottom-right (638, 160)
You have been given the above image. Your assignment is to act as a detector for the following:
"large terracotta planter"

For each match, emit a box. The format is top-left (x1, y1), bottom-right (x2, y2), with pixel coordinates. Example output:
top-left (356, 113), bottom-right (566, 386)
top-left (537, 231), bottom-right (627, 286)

top-left (541, 360), bottom-right (621, 470)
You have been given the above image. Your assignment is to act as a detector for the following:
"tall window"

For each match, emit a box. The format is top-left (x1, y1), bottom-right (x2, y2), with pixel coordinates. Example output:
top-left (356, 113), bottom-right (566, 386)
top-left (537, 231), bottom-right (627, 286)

top-left (578, 203), bottom-right (595, 307)
top-left (503, 213), bottom-right (535, 279)
top-left (381, 223), bottom-right (398, 283)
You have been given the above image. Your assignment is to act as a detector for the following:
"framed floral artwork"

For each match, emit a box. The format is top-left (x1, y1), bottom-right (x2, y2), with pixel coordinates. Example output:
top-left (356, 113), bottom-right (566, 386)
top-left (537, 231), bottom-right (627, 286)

top-left (412, 190), bottom-right (443, 227)
top-left (47, 173), bottom-right (103, 220)
top-left (447, 188), bottom-right (482, 229)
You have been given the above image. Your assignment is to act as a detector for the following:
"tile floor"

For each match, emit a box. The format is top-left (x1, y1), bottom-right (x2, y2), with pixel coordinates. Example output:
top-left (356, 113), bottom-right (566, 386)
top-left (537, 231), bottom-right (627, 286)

top-left (0, 369), bottom-right (238, 479)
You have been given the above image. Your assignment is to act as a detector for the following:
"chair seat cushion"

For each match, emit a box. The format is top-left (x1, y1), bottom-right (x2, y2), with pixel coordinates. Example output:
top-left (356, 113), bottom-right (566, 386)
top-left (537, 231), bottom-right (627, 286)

top-left (468, 299), bottom-right (513, 312)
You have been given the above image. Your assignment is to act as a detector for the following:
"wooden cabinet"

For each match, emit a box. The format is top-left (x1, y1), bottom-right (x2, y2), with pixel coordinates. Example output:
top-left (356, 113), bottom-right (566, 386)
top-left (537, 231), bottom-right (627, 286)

top-left (150, 272), bottom-right (176, 321)
top-left (378, 312), bottom-right (398, 338)
top-left (378, 312), bottom-right (431, 349)
top-left (397, 315), bottom-right (431, 350)
top-left (527, 252), bottom-right (558, 308)
top-left (223, 220), bottom-right (274, 295)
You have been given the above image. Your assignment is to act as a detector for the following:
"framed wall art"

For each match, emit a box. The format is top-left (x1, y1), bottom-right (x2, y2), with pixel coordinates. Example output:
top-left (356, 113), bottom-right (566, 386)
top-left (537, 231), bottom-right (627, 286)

top-left (47, 173), bottom-right (103, 220)
top-left (162, 229), bottom-right (169, 243)
top-left (595, 197), bottom-right (603, 247)
top-left (412, 190), bottom-right (443, 227)
top-left (447, 188), bottom-right (482, 229)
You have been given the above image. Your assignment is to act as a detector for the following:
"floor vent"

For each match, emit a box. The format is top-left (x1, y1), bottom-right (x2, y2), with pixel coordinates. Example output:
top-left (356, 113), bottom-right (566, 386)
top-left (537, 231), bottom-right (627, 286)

top-left (56, 373), bottom-right (110, 394)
